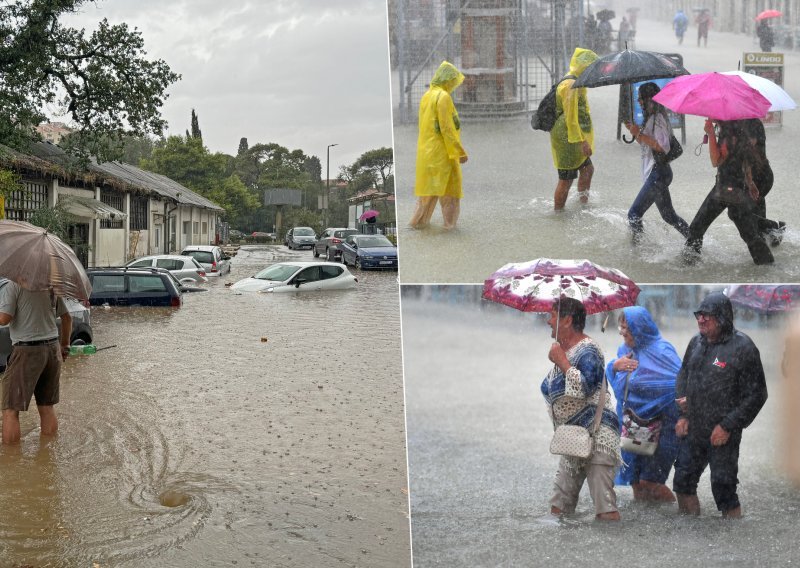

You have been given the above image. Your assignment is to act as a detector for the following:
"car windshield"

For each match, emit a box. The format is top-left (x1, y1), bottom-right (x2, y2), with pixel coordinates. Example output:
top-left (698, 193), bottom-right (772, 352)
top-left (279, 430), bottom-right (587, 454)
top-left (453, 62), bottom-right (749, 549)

top-left (253, 264), bottom-right (300, 281)
top-left (183, 250), bottom-right (214, 263)
top-left (294, 228), bottom-right (315, 236)
top-left (356, 236), bottom-right (393, 247)
top-left (335, 230), bottom-right (359, 239)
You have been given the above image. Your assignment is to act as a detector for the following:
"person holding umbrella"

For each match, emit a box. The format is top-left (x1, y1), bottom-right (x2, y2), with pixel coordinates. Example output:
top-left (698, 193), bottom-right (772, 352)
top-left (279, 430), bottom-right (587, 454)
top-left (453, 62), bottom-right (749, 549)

top-left (696, 9), bottom-right (712, 47)
top-left (757, 19), bottom-right (775, 52)
top-left (624, 82), bottom-right (689, 243)
top-left (0, 282), bottom-right (71, 445)
top-left (550, 48), bottom-right (598, 211)
top-left (409, 60), bottom-right (468, 231)
top-left (542, 297), bottom-right (621, 521)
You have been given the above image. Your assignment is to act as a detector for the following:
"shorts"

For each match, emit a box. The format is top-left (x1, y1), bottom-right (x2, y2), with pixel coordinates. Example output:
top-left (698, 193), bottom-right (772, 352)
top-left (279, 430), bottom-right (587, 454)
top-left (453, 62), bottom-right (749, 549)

top-left (557, 157), bottom-right (592, 181)
top-left (1, 342), bottom-right (62, 411)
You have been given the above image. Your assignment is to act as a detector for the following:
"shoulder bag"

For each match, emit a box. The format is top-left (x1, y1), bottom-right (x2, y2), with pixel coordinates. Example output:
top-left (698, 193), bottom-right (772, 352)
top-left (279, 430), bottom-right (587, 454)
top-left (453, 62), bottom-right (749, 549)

top-left (549, 373), bottom-right (607, 459)
top-left (619, 370), bottom-right (661, 456)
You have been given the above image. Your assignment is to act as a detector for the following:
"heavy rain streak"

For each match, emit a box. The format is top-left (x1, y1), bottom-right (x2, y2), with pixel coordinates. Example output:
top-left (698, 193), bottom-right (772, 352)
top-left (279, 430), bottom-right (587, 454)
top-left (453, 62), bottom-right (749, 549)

top-left (401, 286), bottom-right (800, 567)
top-left (0, 246), bottom-right (410, 567)
top-left (391, 3), bottom-right (800, 283)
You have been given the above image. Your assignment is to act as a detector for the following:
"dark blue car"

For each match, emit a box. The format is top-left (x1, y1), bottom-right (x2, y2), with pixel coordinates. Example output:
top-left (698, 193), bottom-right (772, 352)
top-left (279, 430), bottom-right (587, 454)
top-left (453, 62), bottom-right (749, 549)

top-left (86, 267), bottom-right (188, 307)
top-left (339, 234), bottom-right (398, 270)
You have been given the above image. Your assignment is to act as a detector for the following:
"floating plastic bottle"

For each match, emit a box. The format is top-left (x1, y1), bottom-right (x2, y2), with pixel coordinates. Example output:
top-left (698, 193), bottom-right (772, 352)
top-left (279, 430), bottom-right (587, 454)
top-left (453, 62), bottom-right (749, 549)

top-left (69, 344), bottom-right (97, 355)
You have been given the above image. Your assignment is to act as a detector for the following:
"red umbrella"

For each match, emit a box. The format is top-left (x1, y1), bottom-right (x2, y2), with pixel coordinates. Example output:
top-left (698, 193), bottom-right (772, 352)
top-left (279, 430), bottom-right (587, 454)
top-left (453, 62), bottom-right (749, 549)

top-left (756, 9), bottom-right (782, 21)
top-left (652, 72), bottom-right (771, 120)
top-left (725, 284), bottom-right (800, 313)
top-left (359, 210), bottom-right (379, 221)
top-left (0, 220), bottom-right (91, 300)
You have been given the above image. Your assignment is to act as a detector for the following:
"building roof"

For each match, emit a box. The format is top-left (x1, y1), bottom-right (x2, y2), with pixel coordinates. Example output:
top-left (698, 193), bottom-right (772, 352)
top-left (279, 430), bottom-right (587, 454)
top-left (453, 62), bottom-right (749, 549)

top-left (1, 141), bottom-right (222, 212)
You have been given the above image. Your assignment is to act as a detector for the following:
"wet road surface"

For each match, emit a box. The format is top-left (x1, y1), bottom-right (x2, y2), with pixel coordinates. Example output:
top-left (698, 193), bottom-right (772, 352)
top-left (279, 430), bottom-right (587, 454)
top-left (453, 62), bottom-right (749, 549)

top-left (0, 245), bottom-right (410, 567)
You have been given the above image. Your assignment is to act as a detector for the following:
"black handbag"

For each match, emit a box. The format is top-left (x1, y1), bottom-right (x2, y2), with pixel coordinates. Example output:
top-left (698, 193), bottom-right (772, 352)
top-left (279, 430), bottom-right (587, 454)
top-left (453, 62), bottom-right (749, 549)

top-left (653, 134), bottom-right (682, 165)
top-left (710, 166), bottom-right (756, 209)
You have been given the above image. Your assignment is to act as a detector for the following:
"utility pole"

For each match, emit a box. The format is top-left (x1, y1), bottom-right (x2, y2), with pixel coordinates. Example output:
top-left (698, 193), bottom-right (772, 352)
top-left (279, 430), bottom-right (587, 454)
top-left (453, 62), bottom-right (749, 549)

top-left (325, 143), bottom-right (338, 227)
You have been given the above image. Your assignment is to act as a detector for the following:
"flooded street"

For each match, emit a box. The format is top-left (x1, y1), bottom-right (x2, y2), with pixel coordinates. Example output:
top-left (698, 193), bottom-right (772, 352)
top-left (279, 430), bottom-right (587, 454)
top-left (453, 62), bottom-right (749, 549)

top-left (0, 245), bottom-right (410, 567)
top-left (393, 16), bottom-right (800, 284)
top-left (401, 289), bottom-right (800, 567)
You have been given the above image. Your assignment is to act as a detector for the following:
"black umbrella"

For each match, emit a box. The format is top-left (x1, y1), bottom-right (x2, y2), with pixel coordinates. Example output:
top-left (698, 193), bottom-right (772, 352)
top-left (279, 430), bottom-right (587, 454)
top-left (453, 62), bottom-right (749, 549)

top-left (572, 50), bottom-right (690, 143)
top-left (596, 9), bottom-right (615, 21)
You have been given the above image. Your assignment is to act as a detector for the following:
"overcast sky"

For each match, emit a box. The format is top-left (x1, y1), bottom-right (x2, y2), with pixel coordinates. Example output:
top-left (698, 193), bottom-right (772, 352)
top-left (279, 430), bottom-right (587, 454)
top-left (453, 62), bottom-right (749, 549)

top-left (63, 0), bottom-right (394, 175)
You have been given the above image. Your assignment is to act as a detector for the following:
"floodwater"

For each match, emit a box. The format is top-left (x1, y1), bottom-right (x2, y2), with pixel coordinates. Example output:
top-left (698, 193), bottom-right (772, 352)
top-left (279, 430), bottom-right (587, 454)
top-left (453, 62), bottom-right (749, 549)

top-left (401, 289), bottom-right (800, 567)
top-left (393, 17), bottom-right (800, 284)
top-left (0, 245), bottom-right (410, 568)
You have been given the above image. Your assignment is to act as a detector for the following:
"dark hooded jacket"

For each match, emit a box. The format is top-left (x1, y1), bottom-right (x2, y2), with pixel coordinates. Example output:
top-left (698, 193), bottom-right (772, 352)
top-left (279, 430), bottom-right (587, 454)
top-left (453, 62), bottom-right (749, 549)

top-left (676, 292), bottom-right (768, 438)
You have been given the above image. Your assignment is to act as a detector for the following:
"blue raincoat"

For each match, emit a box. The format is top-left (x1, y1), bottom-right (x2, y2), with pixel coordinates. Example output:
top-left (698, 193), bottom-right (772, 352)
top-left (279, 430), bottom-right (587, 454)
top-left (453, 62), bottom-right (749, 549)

top-left (606, 306), bottom-right (681, 485)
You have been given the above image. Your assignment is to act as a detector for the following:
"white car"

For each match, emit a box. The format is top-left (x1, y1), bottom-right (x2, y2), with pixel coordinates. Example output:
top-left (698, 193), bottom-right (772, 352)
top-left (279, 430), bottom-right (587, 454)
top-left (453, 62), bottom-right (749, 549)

top-left (230, 261), bottom-right (357, 293)
top-left (126, 254), bottom-right (208, 284)
top-left (180, 245), bottom-right (231, 276)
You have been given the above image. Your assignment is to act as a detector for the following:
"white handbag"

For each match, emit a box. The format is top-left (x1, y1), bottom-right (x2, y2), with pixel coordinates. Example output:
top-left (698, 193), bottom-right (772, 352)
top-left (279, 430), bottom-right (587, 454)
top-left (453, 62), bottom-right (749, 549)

top-left (549, 374), bottom-right (607, 459)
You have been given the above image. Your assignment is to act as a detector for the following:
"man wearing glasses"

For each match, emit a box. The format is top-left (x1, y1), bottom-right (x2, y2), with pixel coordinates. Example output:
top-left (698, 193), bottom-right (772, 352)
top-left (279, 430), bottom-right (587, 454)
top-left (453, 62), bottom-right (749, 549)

top-left (672, 291), bottom-right (768, 518)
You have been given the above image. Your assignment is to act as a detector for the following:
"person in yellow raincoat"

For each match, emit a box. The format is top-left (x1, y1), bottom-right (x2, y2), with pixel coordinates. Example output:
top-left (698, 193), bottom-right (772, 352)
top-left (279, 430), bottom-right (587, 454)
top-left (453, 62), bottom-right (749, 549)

top-left (409, 61), bottom-right (468, 230)
top-left (550, 48), bottom-right (598, 210)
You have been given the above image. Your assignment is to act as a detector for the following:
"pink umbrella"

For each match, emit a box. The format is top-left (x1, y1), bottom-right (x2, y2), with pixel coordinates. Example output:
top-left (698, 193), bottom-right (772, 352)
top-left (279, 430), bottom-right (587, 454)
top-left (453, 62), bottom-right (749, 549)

top-left (652, 72), bottom-right (771, 120)
top-left (359, 210), bottom-right (379, 221)
top-left (756, 9), bottom-right (782, 21)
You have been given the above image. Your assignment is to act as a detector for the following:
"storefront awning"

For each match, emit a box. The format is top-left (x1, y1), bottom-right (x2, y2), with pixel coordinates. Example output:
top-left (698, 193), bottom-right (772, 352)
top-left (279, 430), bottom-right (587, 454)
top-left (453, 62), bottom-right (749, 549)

top-left (60, 196), bottom-right (127, 220)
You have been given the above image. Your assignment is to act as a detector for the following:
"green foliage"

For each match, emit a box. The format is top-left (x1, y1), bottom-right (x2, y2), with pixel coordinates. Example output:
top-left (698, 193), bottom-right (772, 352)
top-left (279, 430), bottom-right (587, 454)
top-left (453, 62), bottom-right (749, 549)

top-left (141, 135), bottom-right (259, 225)
top-left (0, 0), bottom-right (180, 163)
top-left (27, 204), bottom-right (90, 258)
top-left (339, 147), bottom-right (394, 192)
top-left (0, 167), bottom-right (22, 198)
top-left (237, 137), bottom-right (249, 156)
top-left (190, 109), bottom-right (202, 142)
top-left (281, 207), bottom-right (324, 236)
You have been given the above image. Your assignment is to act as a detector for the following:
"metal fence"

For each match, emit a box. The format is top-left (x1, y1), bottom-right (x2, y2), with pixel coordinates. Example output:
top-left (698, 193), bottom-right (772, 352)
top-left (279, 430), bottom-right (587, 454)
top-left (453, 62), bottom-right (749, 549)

top-left (390, 0), bottom-right (624, 125)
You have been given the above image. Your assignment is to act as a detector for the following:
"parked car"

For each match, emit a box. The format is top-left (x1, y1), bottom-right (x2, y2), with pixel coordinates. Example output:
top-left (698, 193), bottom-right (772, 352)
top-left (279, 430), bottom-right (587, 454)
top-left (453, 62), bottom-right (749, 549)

top-left (126, 254), bottom-right (208, 284)
top-left (313, 228), bottom-right (360, 261)
top-left (285, 227), bottom-right (317, 250)
top-left (0, 277), bottom-right (93, 371)
top-left (230, 261), bottom-right (357, 293)
top-left (179, 245), bottom-right (231, 276)
top-left (338, 234), bottom-right (398, 270)
top-left (86, 267), bottom-right (206, 307)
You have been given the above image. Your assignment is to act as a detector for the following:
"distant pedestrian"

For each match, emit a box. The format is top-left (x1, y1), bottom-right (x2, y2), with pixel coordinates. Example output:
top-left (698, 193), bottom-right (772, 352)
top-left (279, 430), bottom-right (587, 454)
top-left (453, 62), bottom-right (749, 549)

top-left (409, 61), bottom-right (468, 231)
top-left (683, 119), bottom-right (774, 265)
top-left (0, 280), bottom-right (71, 445)
top-left (549, 48), bottom-right (598, 210)
top-left (696, 10), bottom-right (712, 47)
top-left (618, 17), bottom-right (631, 50)
top-left (673, 292), bottom-right (768, 518)
top-left (757, 20), bottom-right (775, 52)
top-left (624, 82), bottom-right (689, 243)
top-left (673, 10), bottom-right (689, 44)
top-left (541, 297), bottom-right (621, 521)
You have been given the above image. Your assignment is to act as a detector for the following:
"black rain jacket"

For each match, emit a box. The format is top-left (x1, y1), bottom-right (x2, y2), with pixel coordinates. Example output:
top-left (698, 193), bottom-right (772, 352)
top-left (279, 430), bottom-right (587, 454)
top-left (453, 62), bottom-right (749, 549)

top-left (675, 292), bottom-right (768, 438)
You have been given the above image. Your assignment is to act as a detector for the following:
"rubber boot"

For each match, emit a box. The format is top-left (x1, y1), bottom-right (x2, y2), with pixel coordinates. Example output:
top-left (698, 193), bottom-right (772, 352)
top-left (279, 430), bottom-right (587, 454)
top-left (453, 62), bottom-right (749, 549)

top-left (676, 493), bottom-right (700, 515)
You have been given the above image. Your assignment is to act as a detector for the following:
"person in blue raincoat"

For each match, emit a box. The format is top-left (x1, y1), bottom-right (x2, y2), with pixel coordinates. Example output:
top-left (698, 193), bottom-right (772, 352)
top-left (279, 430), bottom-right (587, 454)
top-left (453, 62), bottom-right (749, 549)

top-left (673, 10), bottom-right (689, 44)
top-left (606, 306), bottom-right (681, 502)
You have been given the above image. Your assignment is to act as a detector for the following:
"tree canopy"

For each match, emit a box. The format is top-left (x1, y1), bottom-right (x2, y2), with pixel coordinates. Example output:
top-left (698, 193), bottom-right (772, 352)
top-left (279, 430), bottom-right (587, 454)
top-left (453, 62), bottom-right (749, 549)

top-left (0, 0), bottom-right (180, 162)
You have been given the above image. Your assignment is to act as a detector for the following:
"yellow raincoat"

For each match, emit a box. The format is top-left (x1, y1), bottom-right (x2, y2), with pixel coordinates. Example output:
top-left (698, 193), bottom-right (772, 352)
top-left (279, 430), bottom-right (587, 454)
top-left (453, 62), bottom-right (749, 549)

top-left (550, 48), bottom-right (598, 170)
top-left (414, 61), bottom-right (467, 198)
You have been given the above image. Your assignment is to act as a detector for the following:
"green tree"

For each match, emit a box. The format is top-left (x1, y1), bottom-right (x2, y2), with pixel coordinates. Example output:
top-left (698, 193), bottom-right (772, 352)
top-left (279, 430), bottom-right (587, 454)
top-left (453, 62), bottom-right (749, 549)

top-left (355, 147), bottom-right (394, 191)
top-left (237, 137), bottom-right (249, 156)
top-left (190, 109), bottom-right (202, 142)
top-left (0, 0), bottom-right (180, 163)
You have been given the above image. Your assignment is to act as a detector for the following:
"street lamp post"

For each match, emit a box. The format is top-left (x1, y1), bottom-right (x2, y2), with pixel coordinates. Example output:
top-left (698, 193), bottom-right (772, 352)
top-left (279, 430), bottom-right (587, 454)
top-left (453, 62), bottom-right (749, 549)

top-left (326, 143), bottom-right (338, 228)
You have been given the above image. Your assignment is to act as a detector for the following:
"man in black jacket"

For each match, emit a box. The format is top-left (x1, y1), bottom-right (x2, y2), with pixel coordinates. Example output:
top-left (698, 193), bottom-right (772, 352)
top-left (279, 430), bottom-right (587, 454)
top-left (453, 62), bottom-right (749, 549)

top-left (672, 292), bottom-right (768, 518)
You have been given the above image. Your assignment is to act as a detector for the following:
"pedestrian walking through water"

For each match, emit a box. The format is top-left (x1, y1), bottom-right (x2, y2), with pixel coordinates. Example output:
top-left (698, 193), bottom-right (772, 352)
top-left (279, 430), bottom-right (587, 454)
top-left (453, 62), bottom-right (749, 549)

top-left (683, 119), bottom-right (774, 265)
top-left (672, 292), bottom-right (768, 518)
top-left (409, 60), bottom-right (468, 231)
top-left (624, 82), bottom-right (689, 243)
top-left (549, 48), bottom-right (598, 211)
top-left (673, 10), bottom-right (689, 44)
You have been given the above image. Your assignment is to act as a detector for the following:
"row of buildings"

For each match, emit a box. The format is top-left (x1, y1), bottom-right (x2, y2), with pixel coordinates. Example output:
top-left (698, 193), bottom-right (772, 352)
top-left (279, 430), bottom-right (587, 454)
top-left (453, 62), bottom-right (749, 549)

top-left (0, 141), bottom-right (224, 267)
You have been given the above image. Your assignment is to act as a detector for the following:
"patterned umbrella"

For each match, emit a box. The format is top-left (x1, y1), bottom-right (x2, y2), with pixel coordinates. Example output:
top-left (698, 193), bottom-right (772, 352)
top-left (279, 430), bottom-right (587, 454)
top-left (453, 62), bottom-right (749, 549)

top-left (725, 284), bottom-right (800, 313)
top-left (0, 220), bottom-right (91, 300)
top-left (482, 258), bottom-right (640, 316)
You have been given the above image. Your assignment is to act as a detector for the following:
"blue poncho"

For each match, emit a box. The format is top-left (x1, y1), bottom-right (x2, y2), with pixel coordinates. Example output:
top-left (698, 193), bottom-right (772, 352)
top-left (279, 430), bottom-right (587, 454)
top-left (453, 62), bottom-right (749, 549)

top-left (606, 307), bottom-right (681, 485)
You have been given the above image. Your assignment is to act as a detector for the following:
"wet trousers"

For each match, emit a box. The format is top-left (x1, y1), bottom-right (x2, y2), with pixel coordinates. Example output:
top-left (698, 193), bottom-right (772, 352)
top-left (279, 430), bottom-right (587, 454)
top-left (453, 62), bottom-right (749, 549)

top-left (672, 431), bottom-right (742, 512)
top-left (550, 451), bottom-right (618, 515)
top-left (409, 196), bottom-right (460, 230)
top-left (733, 167), bottom-right (780, 234)
top-left (628, 163), bottom-right (689, 238)
top-left (685, 190), bottom-right (774, 264)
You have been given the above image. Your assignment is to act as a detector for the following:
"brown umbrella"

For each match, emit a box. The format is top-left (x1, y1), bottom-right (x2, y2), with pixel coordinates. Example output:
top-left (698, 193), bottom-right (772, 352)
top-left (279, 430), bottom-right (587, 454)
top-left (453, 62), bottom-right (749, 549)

top-left (0, 220), bottom-right (91, 300)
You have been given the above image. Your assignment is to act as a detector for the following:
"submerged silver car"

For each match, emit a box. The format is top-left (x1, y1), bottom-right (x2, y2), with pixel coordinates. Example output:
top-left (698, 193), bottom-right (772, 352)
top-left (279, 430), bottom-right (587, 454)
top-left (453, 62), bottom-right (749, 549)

top-left (126, 254), bottom-right (208, 284)
top-left (179, 245), bottom-right (232, 276)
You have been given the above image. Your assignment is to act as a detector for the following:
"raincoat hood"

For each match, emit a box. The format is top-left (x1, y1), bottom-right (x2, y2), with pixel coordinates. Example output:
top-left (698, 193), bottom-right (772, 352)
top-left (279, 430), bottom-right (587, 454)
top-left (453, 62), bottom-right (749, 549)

top-left (697, 292), bottom-right (735, 337)
top-left (568, 48), bottom-right (598, 78)
top-left (623, 306), bottom-right (661, 349)
top-left (431, 61), bottom-right (464, 93)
